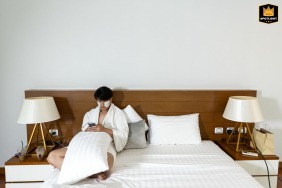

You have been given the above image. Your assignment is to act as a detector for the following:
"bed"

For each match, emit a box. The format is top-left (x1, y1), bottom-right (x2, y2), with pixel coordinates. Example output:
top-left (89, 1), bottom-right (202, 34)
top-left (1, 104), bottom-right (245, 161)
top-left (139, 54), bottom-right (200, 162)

top-left (23, 89), bottom-right (262, 188)
top-left (41, 141), bottom-right (261, 188)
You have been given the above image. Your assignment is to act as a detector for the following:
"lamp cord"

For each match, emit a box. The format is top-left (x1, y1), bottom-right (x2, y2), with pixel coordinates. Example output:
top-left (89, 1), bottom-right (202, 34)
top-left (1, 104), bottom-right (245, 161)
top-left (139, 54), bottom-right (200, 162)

top-left (36, 138), bottom-right (67, 148)
top-left (256, 147), bottom-right (271, 188)
top-left (54, 140), bottom-right (67, 147)
top-left (253, 135), bottom-right (271, 188)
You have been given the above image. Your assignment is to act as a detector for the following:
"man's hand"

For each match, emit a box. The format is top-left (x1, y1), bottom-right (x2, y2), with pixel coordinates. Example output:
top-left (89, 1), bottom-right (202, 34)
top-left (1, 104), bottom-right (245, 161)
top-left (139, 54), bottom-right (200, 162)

top-left (85, 124), bottom-right (105, 132)
top-left (85, 124), bottom-right (113, 137)
top-left (93, 124), bottom-right (106, 132)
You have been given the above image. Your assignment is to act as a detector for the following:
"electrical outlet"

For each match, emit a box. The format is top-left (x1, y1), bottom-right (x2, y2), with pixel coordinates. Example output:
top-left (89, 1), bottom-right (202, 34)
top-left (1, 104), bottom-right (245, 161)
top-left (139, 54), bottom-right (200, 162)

top-left (49, 129), bottom-right (58, 136)
top-left (226, 127), bottom-right (234, 135)
top-left (238, 127), bottom-right (247, 133)
top-left (214, 127), bottom-right (223, 134)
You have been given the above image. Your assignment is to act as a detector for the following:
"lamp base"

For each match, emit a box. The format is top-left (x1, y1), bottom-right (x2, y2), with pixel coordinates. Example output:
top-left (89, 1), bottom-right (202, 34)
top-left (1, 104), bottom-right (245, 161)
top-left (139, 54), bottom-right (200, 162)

top-left (26, 143), bottom-right (56, 156)
top-left (26, 123), bottom-right (56, 155)
top-left (226, 122), bottom-right (257, 152)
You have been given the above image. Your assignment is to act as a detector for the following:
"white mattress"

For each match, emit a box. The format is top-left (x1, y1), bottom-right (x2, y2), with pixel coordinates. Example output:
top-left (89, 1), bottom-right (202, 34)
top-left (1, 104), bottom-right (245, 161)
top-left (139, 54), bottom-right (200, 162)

top-left (41, 141), bottom-right (262, 188)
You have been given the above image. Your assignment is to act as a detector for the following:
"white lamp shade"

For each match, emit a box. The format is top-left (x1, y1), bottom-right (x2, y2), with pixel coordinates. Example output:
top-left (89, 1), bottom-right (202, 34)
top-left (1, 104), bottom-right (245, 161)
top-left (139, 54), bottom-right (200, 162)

top-left (17, 97), bottom-right (60, 124)
top-left (223, 96), bottom-right (264, 123)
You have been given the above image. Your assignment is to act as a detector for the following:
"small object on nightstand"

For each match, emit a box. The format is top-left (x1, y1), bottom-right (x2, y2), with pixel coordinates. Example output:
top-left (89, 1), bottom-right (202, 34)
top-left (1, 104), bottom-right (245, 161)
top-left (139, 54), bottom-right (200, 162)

top-left (17, 147), bottom-right (27, 161)
top-left (16, 141), bottom-right (27, 161)
top-left (242, 150), bottom-right (258, 157)
top-left (35, 146), bottom-right (46, 160)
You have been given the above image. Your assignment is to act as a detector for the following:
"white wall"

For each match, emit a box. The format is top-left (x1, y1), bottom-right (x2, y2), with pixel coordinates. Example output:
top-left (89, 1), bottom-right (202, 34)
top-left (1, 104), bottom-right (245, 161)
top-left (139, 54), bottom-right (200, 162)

top-left (0, 0), bottom-right (282, 166)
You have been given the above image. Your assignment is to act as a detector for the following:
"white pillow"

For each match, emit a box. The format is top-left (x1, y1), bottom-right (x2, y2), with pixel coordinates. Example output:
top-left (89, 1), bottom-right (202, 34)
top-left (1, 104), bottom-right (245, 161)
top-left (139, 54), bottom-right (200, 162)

top-left (123, 105), bottom-right (149, 131)
top-left (147, 113), bottom-right (201, 145)
top-left (57, 132), bottom-right (112, 185)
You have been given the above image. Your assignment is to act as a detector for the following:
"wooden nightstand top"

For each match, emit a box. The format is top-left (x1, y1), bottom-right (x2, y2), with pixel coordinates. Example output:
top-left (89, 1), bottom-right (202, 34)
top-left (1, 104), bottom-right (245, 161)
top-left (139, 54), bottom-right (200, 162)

top-left (5, 155), bottom-right (49, 165)
top-left (215, 140), bottom-right (279, 161)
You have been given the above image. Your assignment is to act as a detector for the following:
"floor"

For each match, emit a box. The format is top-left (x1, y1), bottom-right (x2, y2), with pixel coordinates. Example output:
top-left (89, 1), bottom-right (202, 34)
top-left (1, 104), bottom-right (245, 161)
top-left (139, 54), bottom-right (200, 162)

top-left (0, 174), bottom-right (4, 188)
top-left (278, 168), bottom-right (282, 187)
top-left (0, 170), bottom-right (282, 188)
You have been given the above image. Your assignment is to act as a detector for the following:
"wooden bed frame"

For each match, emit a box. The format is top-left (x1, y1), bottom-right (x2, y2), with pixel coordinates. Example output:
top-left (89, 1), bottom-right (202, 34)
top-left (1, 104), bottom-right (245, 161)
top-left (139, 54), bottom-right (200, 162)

top-left (25, 89), bottom-right (256, 144)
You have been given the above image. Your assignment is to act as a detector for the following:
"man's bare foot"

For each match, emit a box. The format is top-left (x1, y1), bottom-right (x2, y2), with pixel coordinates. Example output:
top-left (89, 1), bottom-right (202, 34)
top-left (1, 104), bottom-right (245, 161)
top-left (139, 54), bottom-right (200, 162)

top-left (97, 171), bottom-right (108, 180)
top-left (88, 171), bottom-right (108, 180)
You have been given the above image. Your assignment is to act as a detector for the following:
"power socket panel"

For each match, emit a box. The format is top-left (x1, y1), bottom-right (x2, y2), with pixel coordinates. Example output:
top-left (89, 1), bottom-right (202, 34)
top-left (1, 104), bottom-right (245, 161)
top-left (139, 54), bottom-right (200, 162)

top-left (49, 129), bottom-right (58, 136)
top-left (238, 127), bottom-right (247, 133)
top-left (226, 127), bottom-right (234, 135)
top-left (214, 127), bottom-right (224, 134)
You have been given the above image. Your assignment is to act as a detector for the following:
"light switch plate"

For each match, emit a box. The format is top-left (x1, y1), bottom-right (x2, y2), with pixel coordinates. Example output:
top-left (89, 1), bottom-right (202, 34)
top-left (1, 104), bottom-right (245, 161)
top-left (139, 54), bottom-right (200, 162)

top-left (214, 127), bottom-right (223, 134)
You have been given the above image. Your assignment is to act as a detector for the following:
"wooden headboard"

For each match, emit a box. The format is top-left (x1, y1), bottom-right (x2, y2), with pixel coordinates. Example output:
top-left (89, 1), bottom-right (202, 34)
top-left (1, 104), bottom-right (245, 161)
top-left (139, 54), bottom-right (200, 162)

top-left (25, 90), bottom-right (256, 144)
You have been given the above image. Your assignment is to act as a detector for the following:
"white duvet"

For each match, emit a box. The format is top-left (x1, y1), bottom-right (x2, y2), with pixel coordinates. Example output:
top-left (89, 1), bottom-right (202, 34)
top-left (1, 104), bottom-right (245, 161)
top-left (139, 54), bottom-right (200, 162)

top-left (41, 141), bottom-right (262, 188)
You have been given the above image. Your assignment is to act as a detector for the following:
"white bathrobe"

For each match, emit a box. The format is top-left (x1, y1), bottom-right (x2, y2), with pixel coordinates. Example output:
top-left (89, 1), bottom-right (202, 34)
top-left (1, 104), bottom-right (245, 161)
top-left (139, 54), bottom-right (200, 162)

top-left (81, 104), bottom-right (129, 152)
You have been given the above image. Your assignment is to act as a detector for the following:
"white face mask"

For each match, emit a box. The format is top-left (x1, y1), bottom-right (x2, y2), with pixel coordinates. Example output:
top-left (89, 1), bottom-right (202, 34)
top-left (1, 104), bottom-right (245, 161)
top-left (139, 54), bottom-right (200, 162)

top-left (97, 100), bottom-right (111, 108)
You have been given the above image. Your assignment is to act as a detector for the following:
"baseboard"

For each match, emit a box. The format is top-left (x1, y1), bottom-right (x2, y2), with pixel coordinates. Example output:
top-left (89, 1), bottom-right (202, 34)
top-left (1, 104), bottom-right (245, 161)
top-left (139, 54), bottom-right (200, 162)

top-left (0, 167), bottom-right (4, 175)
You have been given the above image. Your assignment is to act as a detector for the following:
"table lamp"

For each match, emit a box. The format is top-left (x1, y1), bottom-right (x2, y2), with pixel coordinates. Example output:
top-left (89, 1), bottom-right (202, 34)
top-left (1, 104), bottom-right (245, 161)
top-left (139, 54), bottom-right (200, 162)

top-left (17, 96), bottom-right (60, 154)
top-left (223, 96), bottom-right (264, 152)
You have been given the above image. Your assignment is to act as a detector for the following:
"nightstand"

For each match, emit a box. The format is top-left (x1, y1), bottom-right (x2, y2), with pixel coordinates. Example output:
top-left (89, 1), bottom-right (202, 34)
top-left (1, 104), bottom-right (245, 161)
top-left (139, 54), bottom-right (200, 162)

top-left (215, 140), bottom-right (279, 188)
top-left (5, 155), bottom-right (54, 188)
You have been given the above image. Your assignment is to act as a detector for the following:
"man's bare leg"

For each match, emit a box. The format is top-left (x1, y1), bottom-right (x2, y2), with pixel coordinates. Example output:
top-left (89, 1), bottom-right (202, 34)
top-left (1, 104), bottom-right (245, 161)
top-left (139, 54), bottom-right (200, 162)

top-left (47, 148), bottom-right (67, 170)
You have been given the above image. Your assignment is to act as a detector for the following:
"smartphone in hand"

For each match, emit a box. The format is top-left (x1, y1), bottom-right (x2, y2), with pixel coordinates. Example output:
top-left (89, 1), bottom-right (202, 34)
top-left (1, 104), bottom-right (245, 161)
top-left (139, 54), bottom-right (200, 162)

top-left (88, 122), bottom-right (96, 127)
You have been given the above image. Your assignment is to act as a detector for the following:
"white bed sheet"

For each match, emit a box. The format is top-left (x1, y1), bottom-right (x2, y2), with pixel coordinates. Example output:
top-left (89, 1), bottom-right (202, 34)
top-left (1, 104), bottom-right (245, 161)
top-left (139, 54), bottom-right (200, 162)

top-left (41, 141), bottom-right (262, 188)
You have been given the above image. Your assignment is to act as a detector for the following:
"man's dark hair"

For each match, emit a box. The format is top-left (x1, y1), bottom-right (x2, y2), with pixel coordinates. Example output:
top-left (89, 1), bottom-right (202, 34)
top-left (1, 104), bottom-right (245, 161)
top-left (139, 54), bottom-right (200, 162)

top-left (94, 86), bottom-right (113, 101)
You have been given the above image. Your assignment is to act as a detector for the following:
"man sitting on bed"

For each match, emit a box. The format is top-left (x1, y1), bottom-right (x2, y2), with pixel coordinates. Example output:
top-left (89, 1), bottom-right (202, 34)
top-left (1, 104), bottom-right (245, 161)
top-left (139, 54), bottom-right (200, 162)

top-left (47, 86), bottom-right (129, 180)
